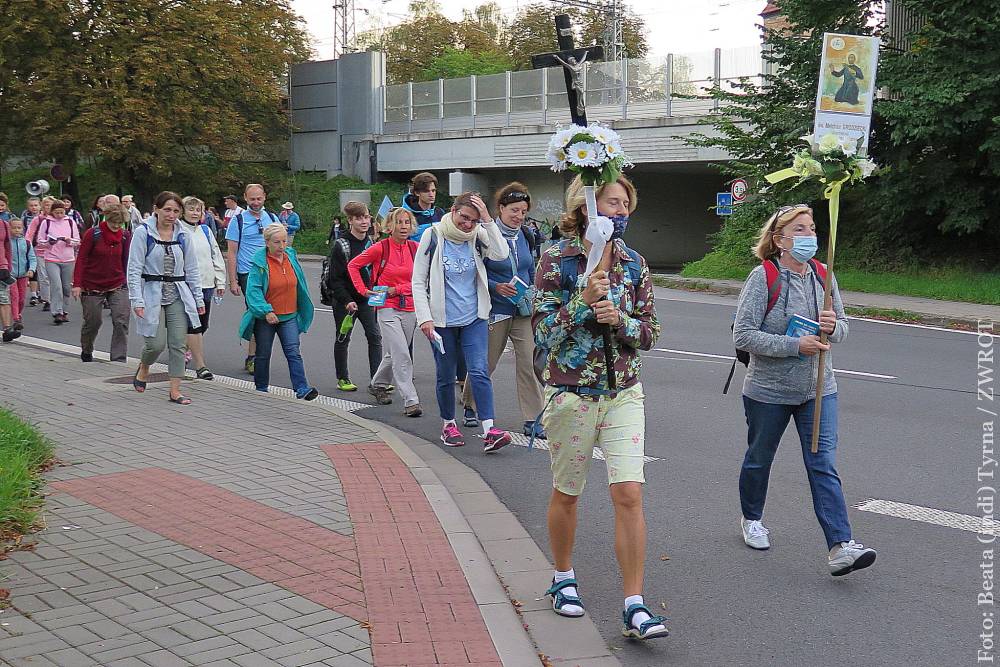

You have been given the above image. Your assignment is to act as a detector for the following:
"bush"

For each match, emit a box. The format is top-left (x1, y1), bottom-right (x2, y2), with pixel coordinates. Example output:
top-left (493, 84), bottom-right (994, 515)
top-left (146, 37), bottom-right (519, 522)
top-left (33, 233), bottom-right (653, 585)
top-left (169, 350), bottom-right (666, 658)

top-left (0, 407), bottom-right (53, 538)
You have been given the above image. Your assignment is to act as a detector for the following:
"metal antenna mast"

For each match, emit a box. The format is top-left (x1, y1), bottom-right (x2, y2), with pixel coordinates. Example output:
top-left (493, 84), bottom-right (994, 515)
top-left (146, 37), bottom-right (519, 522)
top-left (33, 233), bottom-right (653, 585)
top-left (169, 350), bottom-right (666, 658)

top-left (332, 0), bottom-right (356, 58)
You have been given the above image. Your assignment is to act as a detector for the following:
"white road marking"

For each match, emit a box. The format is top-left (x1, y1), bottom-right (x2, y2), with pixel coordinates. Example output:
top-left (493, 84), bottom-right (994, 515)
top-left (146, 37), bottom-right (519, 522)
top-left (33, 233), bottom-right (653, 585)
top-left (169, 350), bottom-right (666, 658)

top-left (507, 432), bottom-right (662, 463)
top-left (652, 348), bottom-right (898, 380)
top-left (856, 498), bottom-right (1000, 536)
top-left (848, 316), bottom-right (986, 335)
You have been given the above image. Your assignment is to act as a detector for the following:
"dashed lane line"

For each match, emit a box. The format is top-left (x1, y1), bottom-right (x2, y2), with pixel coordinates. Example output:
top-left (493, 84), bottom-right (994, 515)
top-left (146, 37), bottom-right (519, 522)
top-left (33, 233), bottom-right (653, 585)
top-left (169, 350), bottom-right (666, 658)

top-left (856, 498), bottom-right (1000, 536)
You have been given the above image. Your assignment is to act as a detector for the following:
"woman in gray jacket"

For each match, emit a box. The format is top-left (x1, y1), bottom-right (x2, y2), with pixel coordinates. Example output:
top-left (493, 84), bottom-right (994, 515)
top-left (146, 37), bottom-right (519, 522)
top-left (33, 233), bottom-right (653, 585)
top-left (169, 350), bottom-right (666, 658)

top-left (733, 203), bottom-right (875, 577)
top-left (128, 191), bottom-right (205, 405)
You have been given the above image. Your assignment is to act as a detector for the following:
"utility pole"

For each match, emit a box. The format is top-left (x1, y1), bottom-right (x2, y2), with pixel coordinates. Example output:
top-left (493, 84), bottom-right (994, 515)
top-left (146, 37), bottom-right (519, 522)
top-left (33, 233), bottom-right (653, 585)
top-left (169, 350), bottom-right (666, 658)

top-left (332, 0), bottom-right (356, 58)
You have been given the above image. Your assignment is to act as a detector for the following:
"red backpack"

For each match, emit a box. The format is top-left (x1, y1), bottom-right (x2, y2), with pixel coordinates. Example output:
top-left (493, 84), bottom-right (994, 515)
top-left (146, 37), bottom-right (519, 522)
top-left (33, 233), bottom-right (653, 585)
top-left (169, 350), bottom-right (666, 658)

top-left (723, 258), bottom-right (827, 394)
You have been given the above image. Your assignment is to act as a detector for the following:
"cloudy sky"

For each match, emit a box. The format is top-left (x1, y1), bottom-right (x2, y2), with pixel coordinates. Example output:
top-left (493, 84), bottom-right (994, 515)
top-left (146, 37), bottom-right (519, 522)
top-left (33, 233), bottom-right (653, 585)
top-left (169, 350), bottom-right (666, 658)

top-left (291, 0), bottom-right (766, 62)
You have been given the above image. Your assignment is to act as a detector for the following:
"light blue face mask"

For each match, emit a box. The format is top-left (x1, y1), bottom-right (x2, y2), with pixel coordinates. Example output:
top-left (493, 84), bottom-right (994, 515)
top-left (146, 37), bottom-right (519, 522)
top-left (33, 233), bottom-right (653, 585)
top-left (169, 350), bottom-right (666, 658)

top-left (784, 235), bottom-right (818, 262)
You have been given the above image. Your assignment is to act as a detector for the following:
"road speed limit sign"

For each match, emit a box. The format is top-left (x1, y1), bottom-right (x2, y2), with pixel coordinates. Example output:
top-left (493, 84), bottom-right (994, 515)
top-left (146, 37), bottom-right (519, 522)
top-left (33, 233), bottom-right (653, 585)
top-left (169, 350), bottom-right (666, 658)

top-left (731, 178), bottom-right (749, 203)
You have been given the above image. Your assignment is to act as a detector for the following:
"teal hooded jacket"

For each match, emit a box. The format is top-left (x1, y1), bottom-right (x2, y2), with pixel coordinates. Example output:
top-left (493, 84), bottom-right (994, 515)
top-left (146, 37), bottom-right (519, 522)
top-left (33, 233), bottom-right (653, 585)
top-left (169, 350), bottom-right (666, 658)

top-left (238, 246), bottom-right (314, 341)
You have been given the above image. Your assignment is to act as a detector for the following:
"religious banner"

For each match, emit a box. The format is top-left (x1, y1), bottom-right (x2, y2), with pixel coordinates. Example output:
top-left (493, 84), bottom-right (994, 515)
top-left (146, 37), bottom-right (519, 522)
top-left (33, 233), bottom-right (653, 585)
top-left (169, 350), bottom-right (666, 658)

top-left (813, 33), bottom-right (880, 156)
top-left (765, 32), bottom-right (881, 453)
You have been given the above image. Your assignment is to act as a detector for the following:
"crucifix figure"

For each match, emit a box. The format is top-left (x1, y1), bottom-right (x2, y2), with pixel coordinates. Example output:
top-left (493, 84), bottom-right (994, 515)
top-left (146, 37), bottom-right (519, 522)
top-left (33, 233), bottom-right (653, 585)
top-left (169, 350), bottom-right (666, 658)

top-left (550, 51), bottom-right (589, 119)
top-left (530, 14), bottom-right (604, 127)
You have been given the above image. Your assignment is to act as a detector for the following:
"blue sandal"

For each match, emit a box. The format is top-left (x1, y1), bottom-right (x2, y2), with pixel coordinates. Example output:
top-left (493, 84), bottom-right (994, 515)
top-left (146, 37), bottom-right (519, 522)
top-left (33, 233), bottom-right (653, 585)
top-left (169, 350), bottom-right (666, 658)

top-left (622, 603), bottom-right (669, 640)
top-left (546, 578), bottom-right (585, 617)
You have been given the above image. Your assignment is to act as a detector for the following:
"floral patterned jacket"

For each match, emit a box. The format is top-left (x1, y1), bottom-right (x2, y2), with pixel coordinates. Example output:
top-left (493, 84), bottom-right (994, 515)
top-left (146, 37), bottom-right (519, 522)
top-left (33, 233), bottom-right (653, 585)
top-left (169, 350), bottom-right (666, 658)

top-left (532, 236), bottom-right (659, 392)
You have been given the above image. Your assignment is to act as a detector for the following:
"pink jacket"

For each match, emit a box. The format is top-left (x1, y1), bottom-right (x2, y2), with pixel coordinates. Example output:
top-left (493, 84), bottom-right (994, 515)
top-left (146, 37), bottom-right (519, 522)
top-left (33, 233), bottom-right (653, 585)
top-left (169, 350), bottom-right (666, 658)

top-left (33, 216), bottom-right (79, 263)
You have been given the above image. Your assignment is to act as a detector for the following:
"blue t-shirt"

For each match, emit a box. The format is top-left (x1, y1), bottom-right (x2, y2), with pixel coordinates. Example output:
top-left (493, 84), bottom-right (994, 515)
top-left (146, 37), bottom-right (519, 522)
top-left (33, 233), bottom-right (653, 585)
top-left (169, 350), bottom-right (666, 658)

top-left (442, 240), bottom-right (478, 327)
top-left (225, 210), bottom-right (274, 274)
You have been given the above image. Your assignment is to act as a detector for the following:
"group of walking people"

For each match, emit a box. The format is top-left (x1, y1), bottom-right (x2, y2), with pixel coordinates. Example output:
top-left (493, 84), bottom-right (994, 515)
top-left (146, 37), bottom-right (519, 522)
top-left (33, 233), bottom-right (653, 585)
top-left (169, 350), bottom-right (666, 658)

top-left (0, 168), bottom-right (877, 641)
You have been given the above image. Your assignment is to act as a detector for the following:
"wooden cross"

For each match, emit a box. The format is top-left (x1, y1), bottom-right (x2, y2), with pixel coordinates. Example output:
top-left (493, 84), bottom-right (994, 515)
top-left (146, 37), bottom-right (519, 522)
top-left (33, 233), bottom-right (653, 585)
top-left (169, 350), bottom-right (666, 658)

top-left (530, 14), bottom-right (605, 126)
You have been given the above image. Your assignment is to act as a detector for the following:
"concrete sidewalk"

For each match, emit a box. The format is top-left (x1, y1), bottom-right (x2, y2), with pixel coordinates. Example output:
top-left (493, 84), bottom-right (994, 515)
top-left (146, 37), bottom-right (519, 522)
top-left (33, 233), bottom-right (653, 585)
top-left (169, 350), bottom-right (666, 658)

top-left (655, 273), bottom-right (1000, 327)
top-left (0, 341), bottom-right (620, 667)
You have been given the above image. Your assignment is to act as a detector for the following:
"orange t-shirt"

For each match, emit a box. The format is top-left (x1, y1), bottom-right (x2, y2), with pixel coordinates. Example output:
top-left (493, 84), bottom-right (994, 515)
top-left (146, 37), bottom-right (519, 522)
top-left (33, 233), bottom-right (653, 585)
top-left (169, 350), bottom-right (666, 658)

top-left (265, 253), bottom-right (298, 316)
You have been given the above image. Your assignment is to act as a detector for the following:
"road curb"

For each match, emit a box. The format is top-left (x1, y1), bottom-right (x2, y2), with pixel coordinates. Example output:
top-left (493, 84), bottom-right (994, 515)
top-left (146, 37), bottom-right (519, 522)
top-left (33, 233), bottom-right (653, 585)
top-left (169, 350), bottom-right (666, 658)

top-left (8, 336), bottom-right (617, 666)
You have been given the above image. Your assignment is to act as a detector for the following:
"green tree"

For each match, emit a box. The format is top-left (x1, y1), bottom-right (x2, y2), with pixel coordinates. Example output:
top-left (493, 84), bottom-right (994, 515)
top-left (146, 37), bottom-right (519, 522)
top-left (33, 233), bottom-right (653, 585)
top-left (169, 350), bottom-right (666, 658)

top-left (2, 0), bottom-right (310, 205)
top-left (359, 1), bottom-right (459, 83)
top-left (687, 0), bottom-right (1000, 271)
top-left (872, 0), bottom-right (1000, 243)
top-left (421, 47), bottom-right (513, 80)
top-left (508, 2), bottom-right (649, 70)
top-left (683, 0), bottom-right (878, 272)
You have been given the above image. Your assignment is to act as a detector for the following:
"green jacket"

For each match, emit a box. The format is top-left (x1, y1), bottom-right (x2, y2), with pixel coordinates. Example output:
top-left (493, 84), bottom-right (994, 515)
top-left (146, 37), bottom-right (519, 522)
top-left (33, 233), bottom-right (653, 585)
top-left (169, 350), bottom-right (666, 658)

top-left (238, 247), bottom-right (314, 341)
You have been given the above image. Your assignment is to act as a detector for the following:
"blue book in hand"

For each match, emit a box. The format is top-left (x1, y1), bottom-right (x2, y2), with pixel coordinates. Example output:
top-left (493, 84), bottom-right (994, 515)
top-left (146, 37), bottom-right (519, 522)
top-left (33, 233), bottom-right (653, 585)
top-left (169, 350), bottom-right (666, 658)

top-left (505, 276), bottom-right (530, 305)
top-left (786, 314), bottom-right (821, 359)
top-left (368, 286), bottom-right (389, 306)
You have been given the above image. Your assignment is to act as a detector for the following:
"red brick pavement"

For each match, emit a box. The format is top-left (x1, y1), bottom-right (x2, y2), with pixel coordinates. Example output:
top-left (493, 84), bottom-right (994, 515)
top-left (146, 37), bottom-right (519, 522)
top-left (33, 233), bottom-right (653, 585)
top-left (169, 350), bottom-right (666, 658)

top-left (52, 468), bottom-right (367, 621)
top-left (51, 444), bottom-right (504, 666)
top-left (324, 443), bottom-right (502, 667)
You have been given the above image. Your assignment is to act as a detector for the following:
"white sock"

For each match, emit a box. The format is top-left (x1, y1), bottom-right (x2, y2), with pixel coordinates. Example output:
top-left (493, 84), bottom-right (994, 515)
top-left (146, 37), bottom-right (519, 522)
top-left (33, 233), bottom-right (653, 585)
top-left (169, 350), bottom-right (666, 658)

top-left (625, 594), bottom-right (656, 629)
top-left (481, 418), bottom-right (494, 435)
top-left (443, 419), bottom-right (456, 428)
top-left (552, 569), bottom-right (582, 614)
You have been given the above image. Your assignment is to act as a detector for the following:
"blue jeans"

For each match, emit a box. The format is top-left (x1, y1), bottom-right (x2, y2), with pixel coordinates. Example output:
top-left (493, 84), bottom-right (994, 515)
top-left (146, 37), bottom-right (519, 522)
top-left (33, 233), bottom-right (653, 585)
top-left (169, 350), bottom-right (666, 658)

top-left (740, 394), bottom-right (852, 549)
top-left (433, 318), bottom-right (492, 422)
top-left (254, 317), bottom-right (314, 398)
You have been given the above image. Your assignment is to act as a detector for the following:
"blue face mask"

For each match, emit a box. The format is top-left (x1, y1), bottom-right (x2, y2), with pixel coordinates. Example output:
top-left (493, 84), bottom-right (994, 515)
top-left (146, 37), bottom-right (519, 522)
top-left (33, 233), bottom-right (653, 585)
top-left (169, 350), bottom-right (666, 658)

top-left (610, 215), bottom-right (630, 239)
top-left (786, 235), bottom-right (818, 263)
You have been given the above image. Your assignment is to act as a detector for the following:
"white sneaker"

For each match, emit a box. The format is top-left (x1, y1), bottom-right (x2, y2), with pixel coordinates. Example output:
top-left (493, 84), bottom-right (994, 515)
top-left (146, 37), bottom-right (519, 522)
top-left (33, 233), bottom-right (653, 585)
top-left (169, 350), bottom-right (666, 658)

top-left (829, 539), bottom-right (877, 576)
top-left (741, 518), bottom-right (770, 550)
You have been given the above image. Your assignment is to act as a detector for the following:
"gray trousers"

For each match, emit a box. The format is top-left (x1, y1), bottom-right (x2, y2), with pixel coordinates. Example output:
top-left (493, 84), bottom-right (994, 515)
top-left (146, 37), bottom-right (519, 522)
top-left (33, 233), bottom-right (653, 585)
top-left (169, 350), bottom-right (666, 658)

top-left (372, 308), bottom-right (419, 407)
top-left (35, 255), bottom-right (50, 302)
top-left (45, 260), bottom-right (73, 313)
top-left (141, 299), bottom-right (189, 378)
top-left (81, 287), bottom-right (130, 361)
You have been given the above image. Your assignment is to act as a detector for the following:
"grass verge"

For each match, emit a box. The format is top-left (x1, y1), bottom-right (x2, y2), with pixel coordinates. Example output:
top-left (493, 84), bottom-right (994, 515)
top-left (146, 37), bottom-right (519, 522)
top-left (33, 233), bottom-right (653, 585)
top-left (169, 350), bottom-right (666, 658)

top-left (0, 407), bottom-right (54, 547)
top-left (682, 251), bottom-right (1000, 305)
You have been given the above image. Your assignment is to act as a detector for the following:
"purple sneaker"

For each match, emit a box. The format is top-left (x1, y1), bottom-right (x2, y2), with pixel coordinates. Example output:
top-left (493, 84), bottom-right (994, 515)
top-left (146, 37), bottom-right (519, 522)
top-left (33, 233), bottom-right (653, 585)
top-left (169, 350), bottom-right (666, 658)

top-left (441, 423), bottom-right (465, 447)
top-left (483, 428), bottom-right (511, 453)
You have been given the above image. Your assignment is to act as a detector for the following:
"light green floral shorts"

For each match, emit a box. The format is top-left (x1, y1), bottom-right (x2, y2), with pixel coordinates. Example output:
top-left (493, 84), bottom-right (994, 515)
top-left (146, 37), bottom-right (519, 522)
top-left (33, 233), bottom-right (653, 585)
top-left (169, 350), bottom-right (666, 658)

top-left (546, 383), bottom-right (646, 496)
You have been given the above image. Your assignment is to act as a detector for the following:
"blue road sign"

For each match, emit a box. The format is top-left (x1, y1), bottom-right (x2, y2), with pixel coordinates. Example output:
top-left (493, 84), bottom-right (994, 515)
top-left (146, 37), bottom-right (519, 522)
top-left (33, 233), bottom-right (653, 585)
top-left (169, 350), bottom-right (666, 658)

top-left (716, 192), bottom-right (733, 216)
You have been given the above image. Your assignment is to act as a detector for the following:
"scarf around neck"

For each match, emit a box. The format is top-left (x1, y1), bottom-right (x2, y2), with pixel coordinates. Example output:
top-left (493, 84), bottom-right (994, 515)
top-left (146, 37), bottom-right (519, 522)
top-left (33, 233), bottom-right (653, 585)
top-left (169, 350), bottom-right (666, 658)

top-left (99, 219), bottom-right (124, 246)
top-left (497, 218), bottom-right (521, 240)
top-left (437, 212), bottom-right (477, 243)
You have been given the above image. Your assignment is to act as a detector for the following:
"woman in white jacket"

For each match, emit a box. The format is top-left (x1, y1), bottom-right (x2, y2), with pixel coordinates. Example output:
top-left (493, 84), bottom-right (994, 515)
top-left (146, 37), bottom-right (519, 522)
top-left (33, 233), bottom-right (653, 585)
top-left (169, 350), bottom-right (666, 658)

top-left (181, 197), bottom-right (227, 380)
top-left (412, 192), bottom-right (511, 452)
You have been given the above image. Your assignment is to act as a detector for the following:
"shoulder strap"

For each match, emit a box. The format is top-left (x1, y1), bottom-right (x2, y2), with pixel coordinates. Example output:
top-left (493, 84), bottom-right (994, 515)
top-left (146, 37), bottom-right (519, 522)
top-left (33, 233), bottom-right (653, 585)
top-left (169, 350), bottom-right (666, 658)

top-left (336, 237), bottom-right (350, 260)
top-left (373, 239), bottom-right (391, 285)
top-left (557, 240), bottom-right (581, 300)
top-left (424, 229), bottom-right (438, 258)
top-left (236, 212), bottom-right (245, 245)
top-left (200, 224), bottom-right (215, 258)
top-left (763, 259), bottom-right (782, 315)
top-left (809, 258), bottom-right (827, 287)
top-left (92, 226), bottom-right (101, 241)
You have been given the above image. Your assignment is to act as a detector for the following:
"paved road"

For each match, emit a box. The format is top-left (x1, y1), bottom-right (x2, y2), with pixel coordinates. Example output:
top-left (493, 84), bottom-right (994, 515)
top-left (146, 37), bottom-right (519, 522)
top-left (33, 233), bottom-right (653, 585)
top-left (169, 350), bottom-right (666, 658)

top-left (13, 264), bottom-right (984, 666)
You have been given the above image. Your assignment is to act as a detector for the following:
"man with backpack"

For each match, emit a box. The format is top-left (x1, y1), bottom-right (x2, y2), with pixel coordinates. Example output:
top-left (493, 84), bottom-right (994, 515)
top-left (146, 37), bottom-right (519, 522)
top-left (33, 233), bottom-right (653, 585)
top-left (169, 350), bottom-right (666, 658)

top-left (324, 201), bottom-right (383, 393)
top-left (225, 184), bottom-right (280, 373)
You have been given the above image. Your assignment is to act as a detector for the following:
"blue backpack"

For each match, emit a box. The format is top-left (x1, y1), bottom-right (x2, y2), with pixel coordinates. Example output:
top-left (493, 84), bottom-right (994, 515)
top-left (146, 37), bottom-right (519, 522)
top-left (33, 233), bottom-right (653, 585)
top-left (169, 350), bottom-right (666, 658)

top-left (532, 239), bottom-right (643, 384)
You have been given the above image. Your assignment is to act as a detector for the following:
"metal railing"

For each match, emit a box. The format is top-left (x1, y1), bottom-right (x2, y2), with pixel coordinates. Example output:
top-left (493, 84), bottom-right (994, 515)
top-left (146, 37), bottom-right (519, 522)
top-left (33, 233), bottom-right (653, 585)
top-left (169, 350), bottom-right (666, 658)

top-left (382, 46), bottom-right (762, 134)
